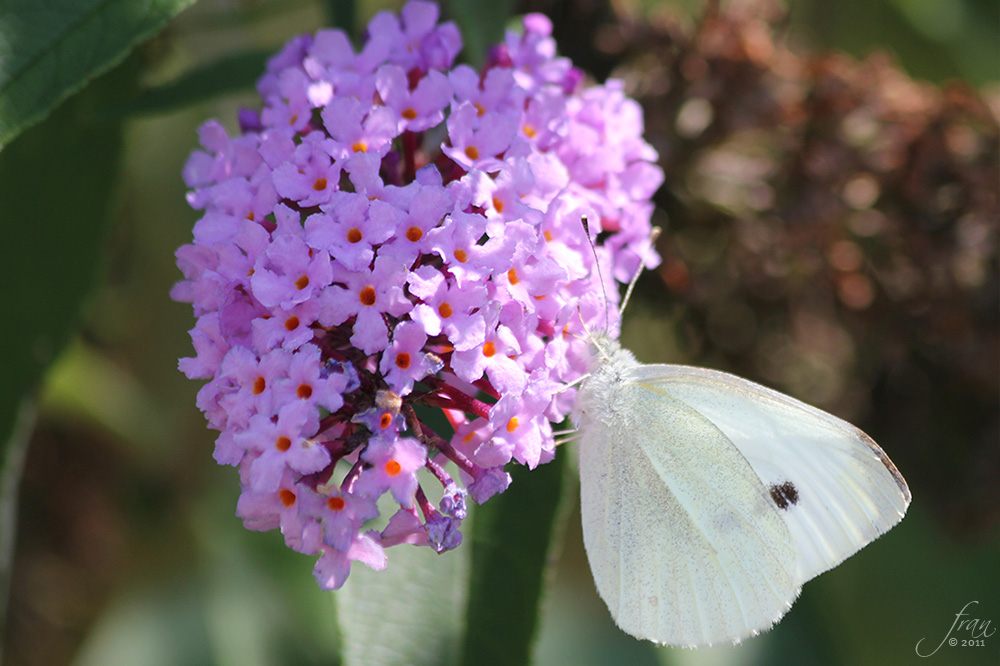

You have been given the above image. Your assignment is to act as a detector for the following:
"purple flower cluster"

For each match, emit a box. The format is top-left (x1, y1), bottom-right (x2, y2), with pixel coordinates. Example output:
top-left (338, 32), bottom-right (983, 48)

top-left (173, 1), bottom-right (662, 590)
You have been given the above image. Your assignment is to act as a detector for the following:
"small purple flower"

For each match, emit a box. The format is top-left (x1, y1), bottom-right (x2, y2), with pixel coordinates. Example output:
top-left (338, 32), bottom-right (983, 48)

top-left (236, 468), bottom-right (324, 554)
top-left (271, 132), bottom-right (341, 206)
top-left (317, 255), bottom-right (412, 354)
top-left (321, 97), bottom-right (398, 160)
top-left (425, 511), bottom-right (463, 553)
top-left (450, 321), bottom-right (527, 395)
top-left (212, 220), bottom-right (271, 293)
top-left (354, 437), bottom-right (427, 508)
top-left (178, 312), bottom-right (228, 380)
top-left (379, 320), bottom-right (438, 395)
top-left (274, 343), bottom-right (351, 413)
top-left (304, 194), bottom-right (404, 272)
top-left (260, 59), bottom-right (315, 134)
top-left (251, 234), bottom-right (333, 310)
top-left (487, 384), bottom-right (555, 469)
top-left (183, 120), bottom-right (262, 188)
top-left (407, 266), bottom-right (487, 351)
top-left (380, 508), bottom-right (430, 547)
top-left (467, 466), bottom-right (512, 504)
top-left (313, 533), bottom-right (386, 591)
top-left (439, 482), bottom-right (468, 519)
top-left (379, 185), bottom-right (453, 266)
top-left (313, 486), bottom-right (380, 552)
top-left (250, 298), bottom-right (321, 352)
top-left (442, 101), bottom-right (519, 171)
top-left (423, 210), bottom-right (491, 287)
top-left (215, 345), bottom-right (286, 431)
top-left (235, 400), bottom-right (329, 493)
top-left (448, 66), bottom-right (522, 117)
top-left (376, 65), bottom-right (452, 132)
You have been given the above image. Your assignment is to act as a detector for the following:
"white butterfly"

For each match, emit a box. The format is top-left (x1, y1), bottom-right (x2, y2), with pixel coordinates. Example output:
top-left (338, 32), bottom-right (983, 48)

top-left (573, 330), bottom-right (910, 647)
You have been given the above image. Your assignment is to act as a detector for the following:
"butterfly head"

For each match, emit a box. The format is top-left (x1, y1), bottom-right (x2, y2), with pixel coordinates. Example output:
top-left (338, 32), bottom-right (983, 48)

top-left (586, 329), bottom-right (622, 367)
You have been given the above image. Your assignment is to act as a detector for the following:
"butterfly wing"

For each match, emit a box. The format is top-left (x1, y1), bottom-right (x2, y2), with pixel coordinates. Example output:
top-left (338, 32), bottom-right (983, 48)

top-left (579, 375), bottom-right (801, 647)
top-left (627, 364), bottom-right (910, 584)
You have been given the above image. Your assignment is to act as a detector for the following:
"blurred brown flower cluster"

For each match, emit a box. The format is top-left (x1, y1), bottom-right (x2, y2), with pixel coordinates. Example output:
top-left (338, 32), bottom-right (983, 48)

top-left (535, 0), bottom-right (999, 538)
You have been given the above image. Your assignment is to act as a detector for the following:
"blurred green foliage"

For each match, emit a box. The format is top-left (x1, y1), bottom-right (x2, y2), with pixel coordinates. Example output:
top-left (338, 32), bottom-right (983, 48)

top-left (1, 1), bottom-right (997, 665)
top-left (796, 0), bottom-right (998, 86)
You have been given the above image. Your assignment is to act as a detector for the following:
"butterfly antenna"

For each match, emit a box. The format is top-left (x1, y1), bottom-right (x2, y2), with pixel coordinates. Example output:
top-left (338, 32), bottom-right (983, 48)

top-left (553, 431), bottom-right (582, 447)
top-left (618, 226), bottom-right (661, 319)
top-left (581, 215), bottom-right (611, 333)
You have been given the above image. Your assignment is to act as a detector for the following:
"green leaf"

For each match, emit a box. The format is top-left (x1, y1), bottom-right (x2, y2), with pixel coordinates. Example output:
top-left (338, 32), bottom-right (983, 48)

top-left (112, 50), bottom-right (272, 117)
top-left (0, 53), bottom-right (133, 445)
top-left (0, 0), bottom-right (197, 147)
top-left (337, 515), bottom-right (471, 666)
top-left (322, 0), bottom-right (357, 37)
top-left (0, 48), bottom-right (135, 644)
top-left (460, 452), bottom-right (571, 666)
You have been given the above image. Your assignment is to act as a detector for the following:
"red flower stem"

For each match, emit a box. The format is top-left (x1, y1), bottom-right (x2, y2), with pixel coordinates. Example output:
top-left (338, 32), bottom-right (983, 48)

top-left (402, 130), bottom-right (418, 183)
top-left (317, 413), bottom-right (351, 437)
top-left (403, 402), bottom-right (479, 478)
top-left (419, 393), bottom-right (467, 412)
top-left (472, 377), bottom-right (501, 400)
top-left (341, 459), bottom-right (365, 493)
top-left (433, 434), bottom-right (480, 478)
top-left (422, 376), bottom-right (492, 419)
top-left (424, 455), bottom-right (453, 489)
top-left (415, 485), bottom-right (436, 521)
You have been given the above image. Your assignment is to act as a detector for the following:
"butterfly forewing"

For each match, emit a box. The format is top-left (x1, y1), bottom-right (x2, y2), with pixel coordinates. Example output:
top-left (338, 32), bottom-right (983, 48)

top-left (627, 364), bottom-right (911, 584)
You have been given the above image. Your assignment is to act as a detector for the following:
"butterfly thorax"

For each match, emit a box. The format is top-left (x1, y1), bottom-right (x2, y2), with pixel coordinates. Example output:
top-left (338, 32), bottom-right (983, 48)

top-left (573, 332), bottom-right (640, 426)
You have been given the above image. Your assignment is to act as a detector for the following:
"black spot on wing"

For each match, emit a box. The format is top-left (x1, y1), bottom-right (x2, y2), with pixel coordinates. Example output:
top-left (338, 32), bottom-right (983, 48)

top-left (769, 481), bottom-right (799, 510)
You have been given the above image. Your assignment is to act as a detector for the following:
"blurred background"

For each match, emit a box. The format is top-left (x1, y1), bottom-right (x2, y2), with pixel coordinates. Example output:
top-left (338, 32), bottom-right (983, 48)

top-left (2, 0), bottom-right (997, 664)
